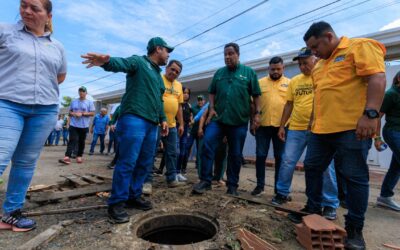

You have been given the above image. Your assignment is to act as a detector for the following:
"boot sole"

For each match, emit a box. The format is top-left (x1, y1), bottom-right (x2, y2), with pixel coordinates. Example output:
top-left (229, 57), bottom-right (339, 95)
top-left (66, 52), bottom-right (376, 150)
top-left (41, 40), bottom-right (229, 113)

top-left (0, 222), bottom-right (36, 232)
top-left (108, 215), bottom-right (129, 224)
top-left (377, 201), bottom-right (400, 211)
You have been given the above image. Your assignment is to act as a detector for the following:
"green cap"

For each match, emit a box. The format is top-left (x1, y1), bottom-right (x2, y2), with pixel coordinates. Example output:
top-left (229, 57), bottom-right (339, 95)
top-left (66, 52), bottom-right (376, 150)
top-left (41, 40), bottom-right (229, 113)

top-left (147, 37), bottom-right (174, 53)
top-left (79, 86), bottom-right (87, 92)
top-left (197, 95), bottom-right (205, 100)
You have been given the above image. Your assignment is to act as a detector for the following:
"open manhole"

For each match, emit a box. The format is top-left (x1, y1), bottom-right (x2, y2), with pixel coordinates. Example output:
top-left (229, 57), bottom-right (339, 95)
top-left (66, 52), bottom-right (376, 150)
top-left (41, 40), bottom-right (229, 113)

top-left (136, 213), bottom-right (219, 245)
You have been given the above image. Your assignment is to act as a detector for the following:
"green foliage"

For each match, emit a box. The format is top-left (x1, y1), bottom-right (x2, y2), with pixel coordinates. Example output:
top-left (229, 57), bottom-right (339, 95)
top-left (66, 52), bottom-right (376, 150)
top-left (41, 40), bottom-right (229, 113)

top-left (61, 96), bottom-right (72, 107)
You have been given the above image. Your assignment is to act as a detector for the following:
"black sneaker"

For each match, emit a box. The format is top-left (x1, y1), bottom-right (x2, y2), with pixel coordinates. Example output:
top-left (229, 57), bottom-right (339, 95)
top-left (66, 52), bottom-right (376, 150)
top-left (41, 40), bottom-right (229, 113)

top-left (192, 181), bottom-right (211, 194)
top-left (271, 193), bottom-right (289, 205)
top-left (322, 206), bottom-right (337, 220)
top-left (126, 197), bottom-right (153, 211)
top-left (287, 206), bottom-right (318, 224)
top-left (107, 162), bottom-right (115, 169)
top-left (251, 186), bottom-right (264, 196)
top-left (344, 225), bottom-right (366, 250)
top-left (227, 186), bottom-right (239, 196)
top-left (108, 202), bottom-right (129, 224)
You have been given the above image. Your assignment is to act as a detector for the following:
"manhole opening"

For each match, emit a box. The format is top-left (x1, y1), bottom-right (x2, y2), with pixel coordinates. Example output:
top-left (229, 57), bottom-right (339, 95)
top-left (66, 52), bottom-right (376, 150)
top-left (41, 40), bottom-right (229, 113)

top-left (136, 214), bottom-right (218, 245)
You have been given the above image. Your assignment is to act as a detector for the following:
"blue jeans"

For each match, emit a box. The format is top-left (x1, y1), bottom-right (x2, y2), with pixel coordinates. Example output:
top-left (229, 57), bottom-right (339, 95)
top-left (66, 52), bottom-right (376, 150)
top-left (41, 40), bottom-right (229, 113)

top-left (0, 99), bottom-right (57, 213)
top-left (108, 114), bottom-right (157, 205)
top-left (90, 133), bottom-right (105, 153)
top-left (177, 124), bottom-right (190, 173)
top-left (47, 130), bottom-right (55, 145)
top-left (144, 126), bottom-right (161, 184)
top-left (304, 130), bottom-right (371, 229)
top-left (54, 130), bottom-right (61, 145)
top-left (381, 129), bottom-right (400, 198)
top-left (255, 126), bottom-right (285, 193)
top-left (161, 127), bottom-right (179, 183)
top-left (62, 127), bottom-right (69, 145)
top-left (276, 130), bottom-right (339, 208)
top-left (200, 121), bottom-right (247, 188)
top-left (107, 130), bottom-right (116, 153)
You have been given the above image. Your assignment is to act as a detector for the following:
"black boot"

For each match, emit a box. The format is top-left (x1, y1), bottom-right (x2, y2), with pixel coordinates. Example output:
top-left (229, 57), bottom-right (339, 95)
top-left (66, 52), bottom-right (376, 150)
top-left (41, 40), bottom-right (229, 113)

top-left (344, 225), bottom-right (366, 250)
top-left (126, 197), bottom-right (153, 211)
top-left (108, 202), bottom-right (129, 224)
top-left (192, 181), bottom-right (211, 194)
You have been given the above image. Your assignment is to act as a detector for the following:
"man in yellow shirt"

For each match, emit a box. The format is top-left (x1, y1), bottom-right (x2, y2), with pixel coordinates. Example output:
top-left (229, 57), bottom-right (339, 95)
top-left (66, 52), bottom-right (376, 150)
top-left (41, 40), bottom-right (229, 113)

top-left (252, 56), bottom-right (290, 196)
top-left (156, 60), bottom-right (185, 188)
top-left (271, 48), bottom-right (339, 221)
top-left (290, 22), bottom-right (386, 250)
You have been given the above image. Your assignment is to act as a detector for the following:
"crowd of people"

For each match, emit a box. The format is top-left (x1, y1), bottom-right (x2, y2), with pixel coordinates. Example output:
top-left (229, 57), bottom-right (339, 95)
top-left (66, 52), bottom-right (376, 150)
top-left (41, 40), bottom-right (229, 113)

top-left (0, 1), bottom-right (399, 250)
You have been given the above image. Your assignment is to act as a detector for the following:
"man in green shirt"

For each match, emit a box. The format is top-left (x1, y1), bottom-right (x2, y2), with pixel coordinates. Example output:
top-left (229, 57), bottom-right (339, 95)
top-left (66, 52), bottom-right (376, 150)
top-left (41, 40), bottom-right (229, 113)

top-left (82, 37), bottom-right (172, 224)
top-left (192, 43), bottom-right (262, 195)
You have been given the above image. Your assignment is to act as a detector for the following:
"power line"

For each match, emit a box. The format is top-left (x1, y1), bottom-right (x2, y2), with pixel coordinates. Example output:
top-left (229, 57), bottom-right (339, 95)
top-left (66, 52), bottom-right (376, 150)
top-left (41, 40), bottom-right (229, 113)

top-left (182, 0), bottom-right (371, 71)
top-left (60, 73), bottom-right (117, 90)
top-left (172, 0), bottom-right (241, 37)
top-left (173, 0), bottom-right (269, 47)
top-left (90, 80), bottom-right (125, 94)
top-left (180, 0), bottom-right (342, 63)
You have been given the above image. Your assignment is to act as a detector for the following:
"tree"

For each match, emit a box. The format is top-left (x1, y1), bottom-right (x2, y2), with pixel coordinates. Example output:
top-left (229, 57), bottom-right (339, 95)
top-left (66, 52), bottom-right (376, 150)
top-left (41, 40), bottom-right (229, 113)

top-left (61, 96), bottom-right (72, 108)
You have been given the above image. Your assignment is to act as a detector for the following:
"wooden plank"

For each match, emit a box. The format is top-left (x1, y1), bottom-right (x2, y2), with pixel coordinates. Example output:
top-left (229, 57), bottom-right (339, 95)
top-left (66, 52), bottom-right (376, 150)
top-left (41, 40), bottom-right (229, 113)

top-left (61, 175), bottom-right (90, 187)
top-left (23, 205), bottom-right (107, 217)
top-left (17, 220), bottom-right (74, 250)
top-left (237, 228), bottom-right (278, 250)
top-left (28, 184), bottom-right (112, 202)
top-left (79, 175), bottom-right (104, 184)
top-left (228, 194), bottom-right (310, 216)
top-left (89, 174), bottom-right (112, 181)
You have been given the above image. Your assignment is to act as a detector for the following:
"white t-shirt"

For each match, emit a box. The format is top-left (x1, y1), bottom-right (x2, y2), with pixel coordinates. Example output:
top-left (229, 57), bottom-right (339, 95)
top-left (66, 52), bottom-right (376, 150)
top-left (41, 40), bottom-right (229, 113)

top-left (55, 119), bottom-right (64, 131)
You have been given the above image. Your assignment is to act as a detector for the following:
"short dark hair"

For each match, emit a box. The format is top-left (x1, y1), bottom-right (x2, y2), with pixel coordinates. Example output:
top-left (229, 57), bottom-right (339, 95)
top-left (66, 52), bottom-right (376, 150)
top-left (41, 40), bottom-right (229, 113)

top-left (303, 21), bottom-right (334, 42)
top-left (269, 56), bottom-right (283, 65)
top-left (224, 43), bottom-right (240, 55)
top-left (167, 59), bottom-right (183, 71)
top-left (393, 71), bottom-right (400, 86)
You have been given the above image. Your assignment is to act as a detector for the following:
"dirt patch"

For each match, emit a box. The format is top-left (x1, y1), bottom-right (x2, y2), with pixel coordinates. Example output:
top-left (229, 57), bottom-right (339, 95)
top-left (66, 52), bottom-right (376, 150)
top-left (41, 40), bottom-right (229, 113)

top-left (0, 146), bottom-right (399, 249)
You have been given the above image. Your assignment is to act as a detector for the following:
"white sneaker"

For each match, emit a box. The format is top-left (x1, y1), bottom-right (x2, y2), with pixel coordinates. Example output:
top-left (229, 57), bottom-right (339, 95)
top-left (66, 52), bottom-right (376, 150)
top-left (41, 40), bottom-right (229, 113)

top-left (176, 174), bottom-right (187, 182)
top-left (377, 196), bottom-right (400, 211)
top-left (142, 183), bottom-right (152, 195)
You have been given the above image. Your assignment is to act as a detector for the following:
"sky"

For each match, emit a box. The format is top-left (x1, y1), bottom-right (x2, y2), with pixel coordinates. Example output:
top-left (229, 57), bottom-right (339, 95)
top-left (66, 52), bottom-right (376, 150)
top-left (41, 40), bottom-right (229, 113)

top-left (1, 0), bottom-right (400, 100)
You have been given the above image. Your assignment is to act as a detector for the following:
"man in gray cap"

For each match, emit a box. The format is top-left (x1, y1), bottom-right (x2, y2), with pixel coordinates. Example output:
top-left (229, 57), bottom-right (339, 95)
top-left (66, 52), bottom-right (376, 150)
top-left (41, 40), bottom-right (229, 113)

top-left (81, 37), bottom-right (174, 223)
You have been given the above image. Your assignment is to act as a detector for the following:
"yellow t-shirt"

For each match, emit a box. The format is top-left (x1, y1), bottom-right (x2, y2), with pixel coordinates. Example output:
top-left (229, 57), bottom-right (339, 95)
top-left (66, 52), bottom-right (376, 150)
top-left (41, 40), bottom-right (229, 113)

top-left (286, 73), bottom-right (314, 130)
top-left (162, 75), bottom-right (183, 128)
top-left (311, 36), bottom-right (386, 134)
top-left (259, 75), bottom-right (291, 127)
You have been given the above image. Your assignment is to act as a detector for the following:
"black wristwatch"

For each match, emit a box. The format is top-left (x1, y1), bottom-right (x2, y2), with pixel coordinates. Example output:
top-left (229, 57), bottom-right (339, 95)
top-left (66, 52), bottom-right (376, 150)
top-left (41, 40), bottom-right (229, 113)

top-left (363, 109), bottom-right (379, 119)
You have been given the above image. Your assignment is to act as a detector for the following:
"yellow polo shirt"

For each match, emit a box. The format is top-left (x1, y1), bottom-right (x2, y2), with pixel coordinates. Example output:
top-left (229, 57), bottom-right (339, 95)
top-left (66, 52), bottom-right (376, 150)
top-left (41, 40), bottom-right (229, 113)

top-left (259, 75), bottom-right (291, 127)
top-left (162, 75), bottom-right (183, 128)
top-left (311, 36), bottom-right (386, 134)
top-left (286, 73), bottom-right (314, 130)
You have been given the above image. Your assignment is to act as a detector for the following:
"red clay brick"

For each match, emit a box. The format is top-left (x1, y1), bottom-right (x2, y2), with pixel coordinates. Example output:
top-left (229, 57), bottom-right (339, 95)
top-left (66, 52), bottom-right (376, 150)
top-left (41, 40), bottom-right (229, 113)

top-left (295, 215), bottom-right (347, 250)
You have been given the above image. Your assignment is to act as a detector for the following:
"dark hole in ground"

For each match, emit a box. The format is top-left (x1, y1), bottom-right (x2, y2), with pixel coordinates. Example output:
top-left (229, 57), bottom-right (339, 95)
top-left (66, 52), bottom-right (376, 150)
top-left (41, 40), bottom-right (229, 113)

top-left (136, 214), bottom-right (218, 245)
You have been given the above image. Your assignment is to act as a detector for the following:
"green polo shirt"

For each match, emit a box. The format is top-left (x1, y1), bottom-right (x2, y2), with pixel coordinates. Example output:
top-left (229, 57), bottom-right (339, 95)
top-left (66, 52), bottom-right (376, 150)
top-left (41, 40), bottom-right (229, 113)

top-left (190, 104), bottom-right (202, 136)
top-left (381, 85), bottom-right (400, 131)
top-left (208, 64), bottom-right (261, 126)
top-left (102, 55), bottom-right (166, 124)
top-left (110, 106), bottom-right (121, 125)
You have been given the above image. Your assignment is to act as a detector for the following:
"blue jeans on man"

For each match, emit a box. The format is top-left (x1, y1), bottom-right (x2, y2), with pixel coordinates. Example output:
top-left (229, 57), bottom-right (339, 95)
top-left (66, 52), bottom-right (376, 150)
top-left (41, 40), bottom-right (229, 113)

top-left (200, 121), bottom-right (247, 189)
top-left (62, 127), bottom-right (69, 145)
top-left (108, 114), bottom-right (157, 205)
top-left (381, 128), bottom-right (400, 198)
top-left (161, 127), bottom-right (179, 183)
top-left (177, 124), bottom-right (190, 173)
top-left (90, 133), bottom-right (106, 154)
top-left (304, 130), bottom-right (371, 229)
top-left (276, 130), bottom-right (339, 208)
top-left (0, 99), bottom-right (57, 213)
top-left (255, 126), bottom-right (285, 193)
